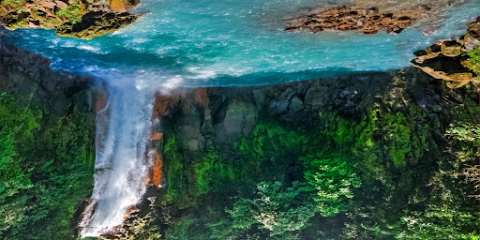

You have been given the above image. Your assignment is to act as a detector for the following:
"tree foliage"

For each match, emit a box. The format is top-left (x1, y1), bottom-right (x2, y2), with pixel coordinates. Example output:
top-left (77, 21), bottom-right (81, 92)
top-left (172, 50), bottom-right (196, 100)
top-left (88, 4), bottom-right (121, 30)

top-left (0, 94), bottom-right (95, 239)
top-left (301, 153), bottom-right (361, 217)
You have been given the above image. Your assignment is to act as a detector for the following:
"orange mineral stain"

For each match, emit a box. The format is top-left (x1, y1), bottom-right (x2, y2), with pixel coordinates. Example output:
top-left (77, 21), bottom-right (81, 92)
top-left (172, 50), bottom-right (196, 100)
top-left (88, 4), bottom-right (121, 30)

top-left (110, 0), bottom-right (126, 12)
top-left (123, 205), bottom-right (139, 221)
top-left (152, 152), bottom-right (163, 187)
top-left (150, 132), bottom-right (163, 140)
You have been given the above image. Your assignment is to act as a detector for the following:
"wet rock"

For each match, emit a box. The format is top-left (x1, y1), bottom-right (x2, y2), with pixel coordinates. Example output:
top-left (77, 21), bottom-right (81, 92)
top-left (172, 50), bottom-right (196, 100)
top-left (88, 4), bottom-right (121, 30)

top-left (285, 5), bottom-right (425, 35)
top-left (441, 40), bottom-right (462, 57)
top-left (289, 96), bottom-right (304, 113)
top-left (1, 42), bottom-right (94, 116)
top-left (464, 22), bottom-right (480, 51)
top-left (269, 99), bottom-right (290, 115)
top-left (411, 22), bottom-right (479, 88)
top-left (56, 12), bottom-right (138, 40)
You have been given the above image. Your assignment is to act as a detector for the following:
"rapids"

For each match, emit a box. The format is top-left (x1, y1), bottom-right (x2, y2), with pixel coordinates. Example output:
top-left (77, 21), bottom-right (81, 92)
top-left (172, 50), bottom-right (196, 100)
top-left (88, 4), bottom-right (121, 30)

top-left (2, 0), bottom-right (478, 237)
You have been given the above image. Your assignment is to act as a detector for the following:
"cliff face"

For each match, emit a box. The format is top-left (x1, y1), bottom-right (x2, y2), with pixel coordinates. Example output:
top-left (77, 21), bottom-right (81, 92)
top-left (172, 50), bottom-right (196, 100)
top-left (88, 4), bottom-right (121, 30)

top-left (126, 67), bottom-right (480, 239)
top-left (0, 42), bottom-right (97, 239)
top-left (0, 41), bottom-right (95, 116)
top-left (151, 68), bottom-right (467, 155)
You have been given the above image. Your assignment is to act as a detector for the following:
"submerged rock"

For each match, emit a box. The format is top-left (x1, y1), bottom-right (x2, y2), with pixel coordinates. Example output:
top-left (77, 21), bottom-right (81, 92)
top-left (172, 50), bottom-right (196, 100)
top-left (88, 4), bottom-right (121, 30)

top-left (0, 0), bottom-right (140, 39)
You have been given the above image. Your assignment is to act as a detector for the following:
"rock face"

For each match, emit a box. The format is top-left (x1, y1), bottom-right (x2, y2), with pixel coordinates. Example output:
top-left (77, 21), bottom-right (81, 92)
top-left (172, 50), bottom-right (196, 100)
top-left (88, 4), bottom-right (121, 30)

top-left (284, 1), bottom-right (466, 35)
top-left (146, 67), bottom-right (446, 155)
top-left (285, 7), bottom-right (414, 35)
top-left (0, 41), bottom-right (95, 116)
top-left (0, 0), bottom-right (139, 39)
top-left (55, 11), bottom-right (137, 40)
top-left (411, 21), bottom-right (480, 88)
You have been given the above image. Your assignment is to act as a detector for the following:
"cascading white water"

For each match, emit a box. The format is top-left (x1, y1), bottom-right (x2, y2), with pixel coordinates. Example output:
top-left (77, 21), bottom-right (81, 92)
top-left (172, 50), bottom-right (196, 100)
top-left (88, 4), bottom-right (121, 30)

top-left (80, 84), bottom-right (154, 237)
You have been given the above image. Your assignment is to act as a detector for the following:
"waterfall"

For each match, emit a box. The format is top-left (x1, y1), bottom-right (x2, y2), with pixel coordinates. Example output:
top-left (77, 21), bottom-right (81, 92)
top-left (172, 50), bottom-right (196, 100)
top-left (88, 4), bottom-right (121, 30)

top-left (80, 84), bottom-right (154, 237)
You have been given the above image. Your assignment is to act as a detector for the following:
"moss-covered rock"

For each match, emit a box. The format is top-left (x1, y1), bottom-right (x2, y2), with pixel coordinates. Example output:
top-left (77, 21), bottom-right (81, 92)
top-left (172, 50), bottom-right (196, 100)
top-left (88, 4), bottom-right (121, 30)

top-left (0, 0), bottom-right (140, 39)
top-left (55, 11), bottom-right (138, 39)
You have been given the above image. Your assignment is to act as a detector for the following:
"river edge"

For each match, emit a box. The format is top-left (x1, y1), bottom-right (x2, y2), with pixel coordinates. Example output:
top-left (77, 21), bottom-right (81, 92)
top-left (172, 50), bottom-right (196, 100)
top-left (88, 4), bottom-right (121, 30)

top-left (1, 39), bottom-right (479, 239)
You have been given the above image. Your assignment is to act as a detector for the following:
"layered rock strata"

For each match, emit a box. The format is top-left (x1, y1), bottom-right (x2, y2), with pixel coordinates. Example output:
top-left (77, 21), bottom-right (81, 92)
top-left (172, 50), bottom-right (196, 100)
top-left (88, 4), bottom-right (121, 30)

top-left (0, 0), bottom-right (139, 39)
top-left (412, 21), bottom-right (480, 88)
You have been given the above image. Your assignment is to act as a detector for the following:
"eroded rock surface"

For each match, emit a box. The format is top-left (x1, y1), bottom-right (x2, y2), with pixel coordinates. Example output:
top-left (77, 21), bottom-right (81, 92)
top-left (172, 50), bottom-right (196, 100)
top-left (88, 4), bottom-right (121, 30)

top-left (412, 21), bottom-right (480, 88)
top-left (0, 0), bottom-right (139, 39)
top-left (285, 0), bottom-right (468, 35)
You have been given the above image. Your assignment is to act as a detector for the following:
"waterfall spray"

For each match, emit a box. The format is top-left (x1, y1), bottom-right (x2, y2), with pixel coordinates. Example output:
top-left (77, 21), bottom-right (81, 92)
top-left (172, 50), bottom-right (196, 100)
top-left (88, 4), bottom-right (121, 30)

top-left (80, 84), bottom-right (154, 237)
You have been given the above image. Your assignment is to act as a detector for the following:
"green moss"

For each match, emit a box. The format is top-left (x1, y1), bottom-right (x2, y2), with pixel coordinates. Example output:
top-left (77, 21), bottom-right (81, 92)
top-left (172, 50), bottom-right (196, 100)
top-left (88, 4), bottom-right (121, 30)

top-left (30, 10), bottom-right (62, 29)
top-left (195, 149), bottom-right (236, 196)
top-left (384, 112), bottom-right (412, 167)
top-left (195, 150), bottom-right (217, 195)
top-left (355, 109), bottom-right (378, 150)
top-left (0, 0), bottom-right (26, 7)
top-left (237, 122), bottom-right (307, 161)
top-left (164, 134), bottom-right (184, 203)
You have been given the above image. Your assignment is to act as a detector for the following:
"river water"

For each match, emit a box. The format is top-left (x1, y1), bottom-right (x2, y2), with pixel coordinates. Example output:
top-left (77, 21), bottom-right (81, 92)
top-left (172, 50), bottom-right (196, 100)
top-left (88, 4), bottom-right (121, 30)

top-left (2, 0), bottom-right (479, 237)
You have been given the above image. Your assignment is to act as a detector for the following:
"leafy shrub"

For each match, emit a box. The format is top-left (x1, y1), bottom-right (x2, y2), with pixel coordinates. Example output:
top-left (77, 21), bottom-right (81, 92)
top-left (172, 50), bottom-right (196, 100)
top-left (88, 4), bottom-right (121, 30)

top-left (56, 3), bottom-right (85, 23)
top-left (226, 181), bottom-right (315, 237)
top-left (446, 122), bottom-right (480, 142)
top-left (300, 153), bottom-right (361, 217)
top-left (467, 47), bottom-right (480, 76)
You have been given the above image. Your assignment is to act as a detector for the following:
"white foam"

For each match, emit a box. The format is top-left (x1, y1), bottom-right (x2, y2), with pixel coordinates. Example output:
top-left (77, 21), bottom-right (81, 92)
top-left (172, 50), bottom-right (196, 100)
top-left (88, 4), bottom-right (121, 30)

top-left (80, 84), bottom-right (154, 237)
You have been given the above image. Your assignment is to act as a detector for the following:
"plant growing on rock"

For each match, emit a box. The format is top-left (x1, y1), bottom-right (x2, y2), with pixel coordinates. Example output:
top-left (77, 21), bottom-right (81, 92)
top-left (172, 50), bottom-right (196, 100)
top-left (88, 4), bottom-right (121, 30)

top-left (467, 46), bottom-right (480, 77)
top-left (0, 0), bottom-right (26, 7)
top-left (56, 3), bottom-right (85, 23)
top-left (100, 213), bottom-right (162, 240)
top-left (300, 153), bottom-right (361, 217)
top-left (446, 122), bottom-right (480, 142)
top-left (226, 181), bottom-right (316, 237)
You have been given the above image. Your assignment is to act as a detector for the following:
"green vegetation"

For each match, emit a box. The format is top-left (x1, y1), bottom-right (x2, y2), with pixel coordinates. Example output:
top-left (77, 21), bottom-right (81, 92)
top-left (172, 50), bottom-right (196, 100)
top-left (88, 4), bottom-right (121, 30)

top-left (0, 93), bottom-right (94, 239)
top-left (151, 78), bottom-right (480, 240)
top-left (0, 0), bottom-right (26, 7)
top-left (467, 47), bottom-right (480, 76)
top-left (56, 3), bottom-right (84, 21)
top-left (301, 153), bottom-right (361, 217)
top-left (227, 181), bottom-right (315, 238)
top-left (101, 213), bottom-right (162, 240)
top-left (164, 135), bottom-right (184, 203)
